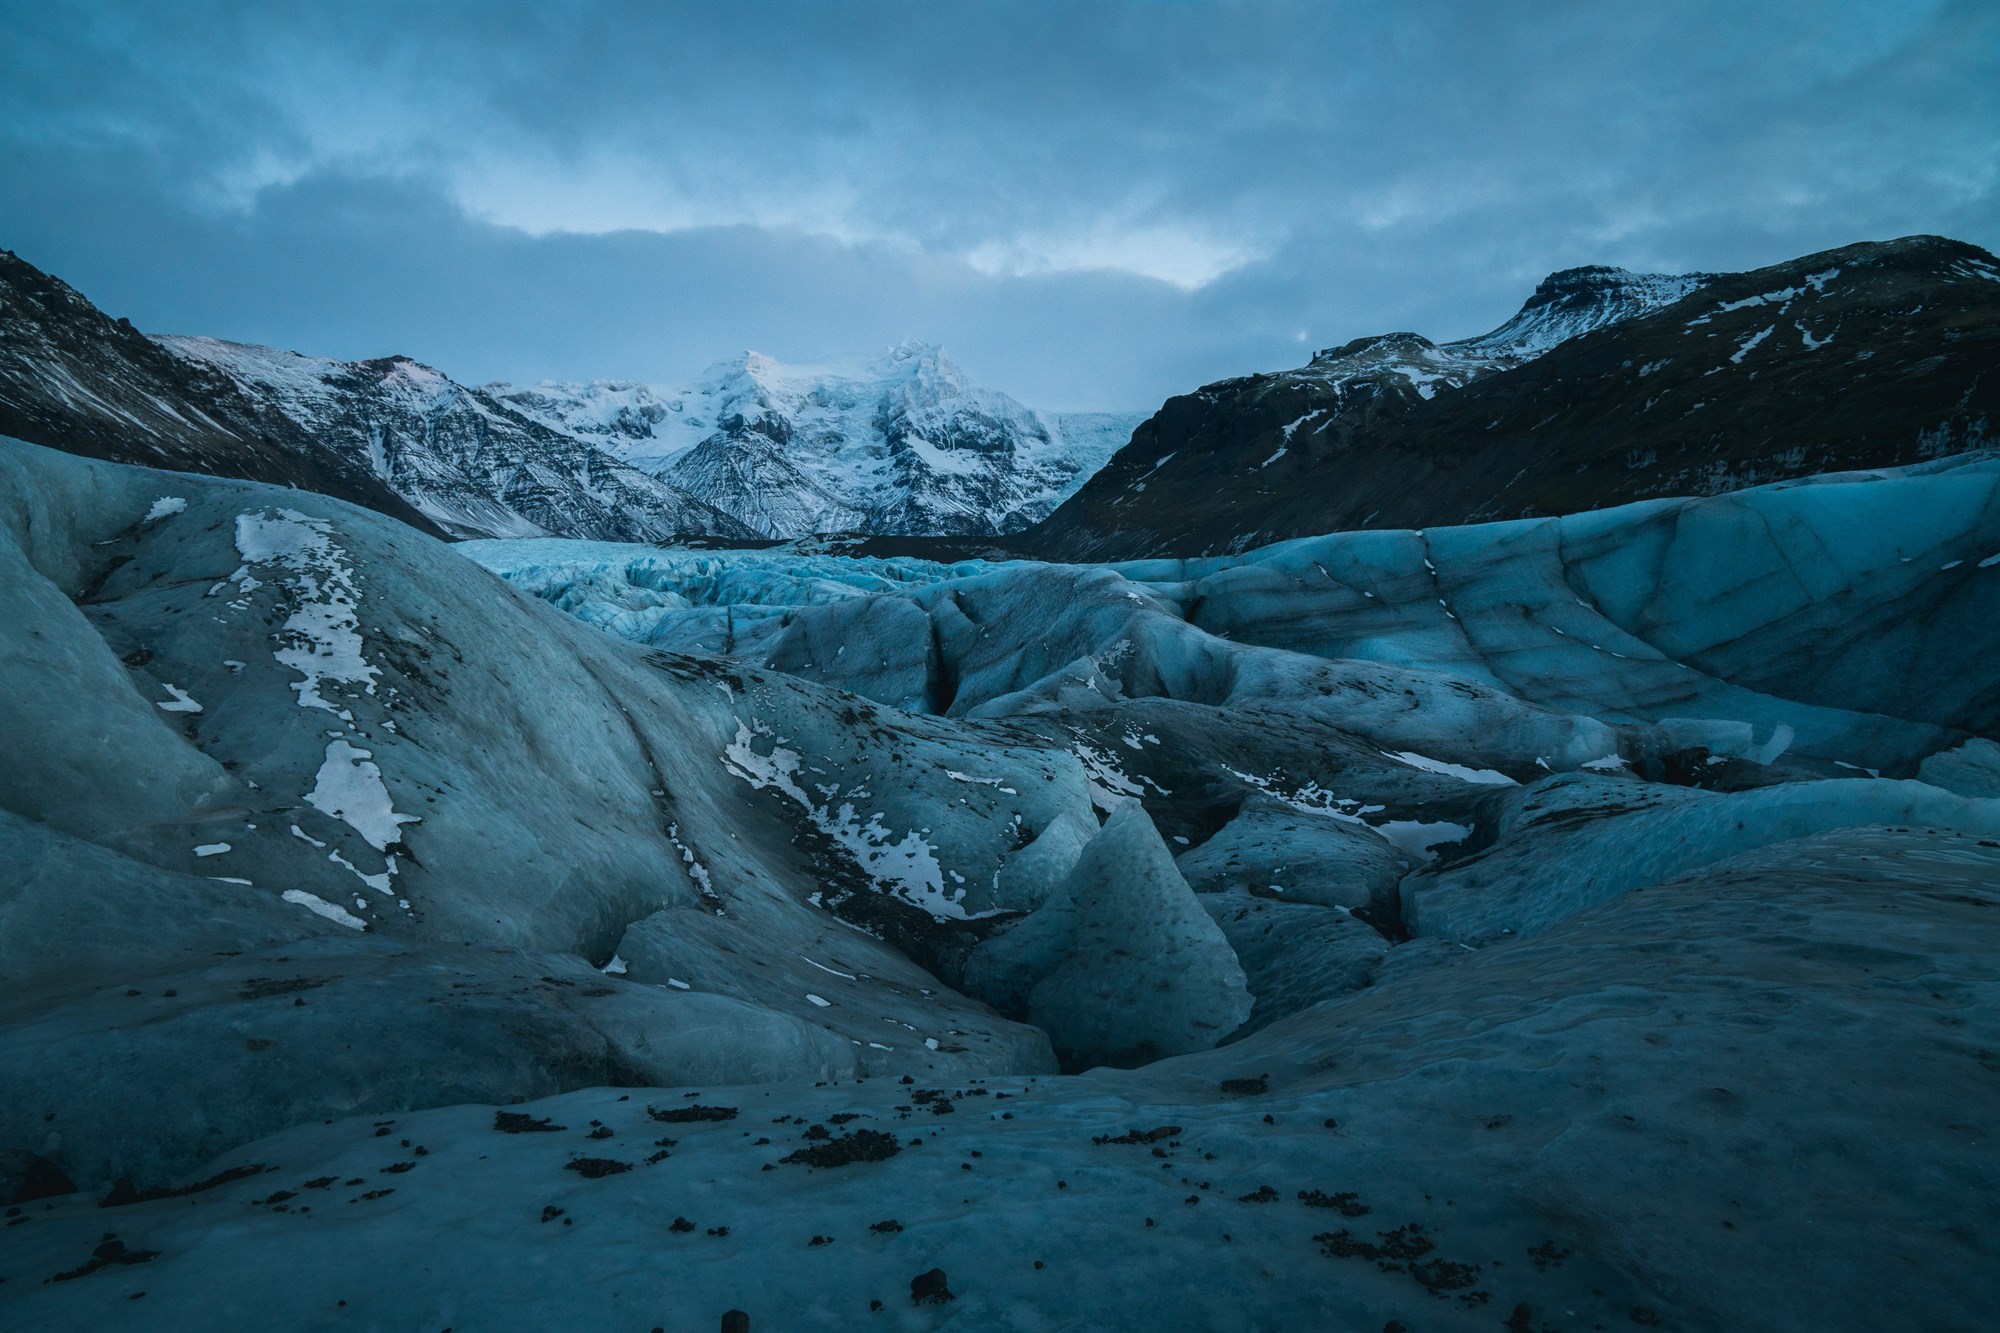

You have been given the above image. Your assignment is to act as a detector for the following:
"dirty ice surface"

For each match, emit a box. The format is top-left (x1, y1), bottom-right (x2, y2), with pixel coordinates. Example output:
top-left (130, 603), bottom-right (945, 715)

top-left (4, 438), bottom-right (1999, 1330)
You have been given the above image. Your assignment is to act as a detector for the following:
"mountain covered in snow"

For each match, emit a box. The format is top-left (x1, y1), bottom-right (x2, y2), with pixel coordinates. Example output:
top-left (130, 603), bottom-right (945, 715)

top-left (2, 247), bottom-right (1122, 545)
top-left (1022, 236), bottom-right (2000, 559)
top-left (0, 249), bottom-right (445, 537)
top-left (154, 337), bottom-right (756, 543)
top-left (489, 342), bottom-right (1142, 538)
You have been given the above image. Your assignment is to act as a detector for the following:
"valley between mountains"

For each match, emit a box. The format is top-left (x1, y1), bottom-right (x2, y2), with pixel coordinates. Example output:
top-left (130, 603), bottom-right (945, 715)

top-left (1, 236), bottom-right (1996, 1332)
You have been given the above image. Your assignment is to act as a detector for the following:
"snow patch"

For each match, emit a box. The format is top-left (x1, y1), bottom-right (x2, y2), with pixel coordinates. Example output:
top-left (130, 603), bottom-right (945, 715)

top-left (1070, 739), bottom-right (1143, 812)
top-left (1371, 819), bottom-right (1474, 860)
top-left (723, 719), bottom-right (959, 918)
top-left (305, 739), bottom-right (417, 851)
top-left (1381, 751), bottom-right (1518, 786)
top-left (156, 683), bottom-right (203, 713)
top-left (1223, 765), bottom-right (1468, 862)
top-left (233, 510), bottom-right (379, 714)
top-left (282, 889), bottom-right (367, 931)
top-left (668, 823), bottom-right (720, 907)
top-left (1730, 325), bottom-right (1775, 364)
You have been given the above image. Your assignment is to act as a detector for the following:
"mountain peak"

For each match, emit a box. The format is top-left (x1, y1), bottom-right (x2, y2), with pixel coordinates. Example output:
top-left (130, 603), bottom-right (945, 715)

top-left (696, 342), bottom-right (969, 397)
top-left (1513, 264), bottom-right (1693, 320)
top-left (883, 337), bottom-right (944, 361)
top-left (1311, 331), bottom-right (1437, 365)
top-left (1472, 264), bottom-right (1712, 358)
top-left (1021, 232), bottom-right (2000, 562)
top-left (487, 343), bottom-right (1138, 539)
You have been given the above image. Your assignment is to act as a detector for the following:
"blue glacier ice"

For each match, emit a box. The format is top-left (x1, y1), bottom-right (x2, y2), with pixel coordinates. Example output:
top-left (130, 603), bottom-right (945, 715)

top-left (7, 437), bottom-right (2000, 1332)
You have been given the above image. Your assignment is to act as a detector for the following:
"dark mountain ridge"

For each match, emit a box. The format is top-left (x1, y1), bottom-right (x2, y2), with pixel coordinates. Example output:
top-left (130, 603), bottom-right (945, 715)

top-left (0, 249), bottom-right (447, 537)
top-left (1021, 235), bottom-right (1999, 560)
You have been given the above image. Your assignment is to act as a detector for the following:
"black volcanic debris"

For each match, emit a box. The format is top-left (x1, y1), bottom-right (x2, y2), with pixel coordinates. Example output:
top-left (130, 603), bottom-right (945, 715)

top-left (1092, 1125), bottom-right (1181, 1145)
top-left (909, 1267), bottom-right (954, 1304)
top-left (563, 1157), bottom-right (631, 1178)
top-left (778, 1129), bottom-right (901, 1167)
top-left (1299, 1189), bottom-right (1370, 1216)
top-left (493, 1111), bottom-right (565, 1133)
top-left (48, 1235), bottom-right (159, 1283)
top-left (648, 1104), bottom-right (739, 1123)
top-left (100, 1164), bottom-right (266, 1208)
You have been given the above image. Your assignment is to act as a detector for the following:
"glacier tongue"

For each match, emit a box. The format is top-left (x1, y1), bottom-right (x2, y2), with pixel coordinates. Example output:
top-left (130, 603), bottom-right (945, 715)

top-left (6, 429), bottom-right (2000, 1333)
top-left (472, 449), bottom-right (2000, 978)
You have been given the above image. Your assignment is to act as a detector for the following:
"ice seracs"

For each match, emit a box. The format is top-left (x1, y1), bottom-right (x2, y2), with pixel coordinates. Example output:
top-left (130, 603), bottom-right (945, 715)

top-left (1017, 801), bottom-right (1253, 1069)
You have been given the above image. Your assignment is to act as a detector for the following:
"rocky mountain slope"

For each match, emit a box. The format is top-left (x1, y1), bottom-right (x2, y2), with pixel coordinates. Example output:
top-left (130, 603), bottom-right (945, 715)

top-left (0, 250), bottom-right (445, 537)
top-left (6, 247), bottom-right (1120, 546)
top-left (5, 433), bottom-right (1999, 1330)
top-left (156, 337), bottom-right (755, 543)
top-left (1023, 235), bottom-right (2000, 559)
top-left (489, 343), bottom-right (1141, 538)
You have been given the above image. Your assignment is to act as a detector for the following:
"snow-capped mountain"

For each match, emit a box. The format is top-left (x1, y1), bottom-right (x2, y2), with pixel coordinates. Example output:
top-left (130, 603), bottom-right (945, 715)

top-left (1024, 237), bottom-right (2000, 559)
top-left (3, 245), bottom-right (1129, 545)
top-left (156, 337), bottom-right (756, 543)
top-left (489, 342), bottom-right (1141, 538)
top-left (0, 249), bottom-right (444, 536)
top-left (1287, 264), bottom-right (1714, 406)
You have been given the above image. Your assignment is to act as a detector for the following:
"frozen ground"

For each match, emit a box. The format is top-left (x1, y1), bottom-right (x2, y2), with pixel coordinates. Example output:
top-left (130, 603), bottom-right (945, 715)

top-left (3, 437), bottom-right (1997, 1330)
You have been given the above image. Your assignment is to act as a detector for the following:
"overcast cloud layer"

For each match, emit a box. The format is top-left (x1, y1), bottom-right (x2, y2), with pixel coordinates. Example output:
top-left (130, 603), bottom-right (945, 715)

top-left (2, 0), bottom-right (1996, 409)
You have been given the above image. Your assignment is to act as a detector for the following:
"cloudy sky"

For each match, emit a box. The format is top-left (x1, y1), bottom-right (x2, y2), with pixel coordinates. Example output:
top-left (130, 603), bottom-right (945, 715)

top-left (3, 0), bottom-right (1995, 410)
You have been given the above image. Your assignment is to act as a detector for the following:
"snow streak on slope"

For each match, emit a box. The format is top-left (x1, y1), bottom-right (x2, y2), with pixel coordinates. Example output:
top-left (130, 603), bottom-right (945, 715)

top-left (232, 508), bottom-right (379, 715)
top-left (227, 505), bottom-right (418, 917)
top-left (722, 719), bottom-right (958, 918)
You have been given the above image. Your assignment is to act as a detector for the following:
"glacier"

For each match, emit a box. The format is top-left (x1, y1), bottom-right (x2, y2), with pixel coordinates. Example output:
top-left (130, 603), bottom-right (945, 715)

top-left (3, 434), bottom-right (1998, 1331)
